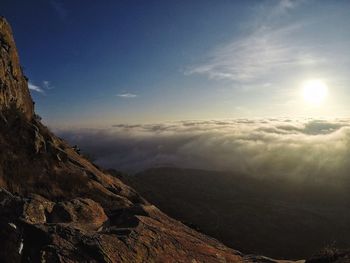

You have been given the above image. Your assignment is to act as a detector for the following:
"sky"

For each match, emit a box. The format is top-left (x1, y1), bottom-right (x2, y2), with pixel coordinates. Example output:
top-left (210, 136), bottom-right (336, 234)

top-left (1, 0), bottom-right (350, 128)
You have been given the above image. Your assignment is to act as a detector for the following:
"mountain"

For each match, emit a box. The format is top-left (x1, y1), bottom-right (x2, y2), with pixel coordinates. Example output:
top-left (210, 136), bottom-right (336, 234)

top-left (129, 167), bottom-right (350, 261)
top-left (0, 18), bottom-right (33, 121)
top-left (1, 16), bottom-right (347, 263)
top-left (0, 17), bottom-right (256, 263)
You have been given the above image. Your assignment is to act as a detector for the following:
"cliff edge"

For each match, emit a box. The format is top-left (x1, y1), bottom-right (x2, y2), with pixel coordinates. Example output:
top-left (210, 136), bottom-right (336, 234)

top-left (0, 17), bottom-right (33, 121)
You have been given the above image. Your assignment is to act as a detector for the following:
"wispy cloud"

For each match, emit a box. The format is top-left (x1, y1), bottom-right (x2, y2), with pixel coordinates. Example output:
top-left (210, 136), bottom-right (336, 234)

top-left (188, 24), bottom-right (320, 82)
top-left (117, 93), bottom-right (138, 98)
top-left (28, 82), bottom-right (45, 94)
top-left (50, 0), bottom-right (68, 21)
top-left (28, 80), bottom-right (55, 94)
top-left (186, 0), bottom-right (321, 83)
top-left (43, 80), bottom-right (55, 90)
top-left (274, 0), bottom-right (301, 15)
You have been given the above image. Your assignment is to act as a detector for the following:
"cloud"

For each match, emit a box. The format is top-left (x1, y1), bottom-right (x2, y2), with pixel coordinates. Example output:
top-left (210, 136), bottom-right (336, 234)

top-left (57, 118), bottom-right (350, 184)
top-left (50, 0), bottom-right (68, 20)
top-left (117, 93), bottom-right (138, 98)
top-left (186, 0), bottom-right (325, 83)
top-left (28, 81), bottom-right (55, 94)
top-left (43, 80), bottom-right (54, 90)
top-left (187, 23), bottom-right (323, 83)
top-left (28, 82), bottom-right (45, 94)
top-left (274, 0), bottom-right (301, 15)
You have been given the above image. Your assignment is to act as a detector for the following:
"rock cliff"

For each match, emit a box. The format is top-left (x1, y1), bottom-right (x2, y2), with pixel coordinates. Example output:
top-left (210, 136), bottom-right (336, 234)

top-left (0, 17), bottom-right (33, 121)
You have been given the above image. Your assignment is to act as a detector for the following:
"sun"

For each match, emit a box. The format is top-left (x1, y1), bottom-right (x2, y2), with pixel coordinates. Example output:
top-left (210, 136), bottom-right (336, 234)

top-left (302, 79), bottom-right (328, 106)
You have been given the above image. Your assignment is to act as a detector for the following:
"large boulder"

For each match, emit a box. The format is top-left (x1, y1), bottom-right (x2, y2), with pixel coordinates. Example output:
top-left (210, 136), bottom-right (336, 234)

top-left (49, 198), bottom-right (108, 231)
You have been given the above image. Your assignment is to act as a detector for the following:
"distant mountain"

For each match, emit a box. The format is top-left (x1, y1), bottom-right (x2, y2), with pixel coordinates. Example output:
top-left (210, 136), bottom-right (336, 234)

top-left (130, 167), bottom-right (350, 260)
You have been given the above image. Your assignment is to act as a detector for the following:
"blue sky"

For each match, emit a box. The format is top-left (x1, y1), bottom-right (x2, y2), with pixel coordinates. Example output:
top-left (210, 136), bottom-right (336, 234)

top-left (1, 0), bottom-right (350, 127)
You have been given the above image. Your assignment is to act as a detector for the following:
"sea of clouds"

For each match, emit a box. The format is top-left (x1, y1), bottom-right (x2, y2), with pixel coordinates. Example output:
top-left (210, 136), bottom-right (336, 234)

top-left (57, 119), bottom-right (350, 181)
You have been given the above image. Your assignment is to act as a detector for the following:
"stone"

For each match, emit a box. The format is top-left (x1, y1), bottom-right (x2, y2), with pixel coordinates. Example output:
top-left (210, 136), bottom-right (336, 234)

top-left (0, 18), bottom-right (34, 120)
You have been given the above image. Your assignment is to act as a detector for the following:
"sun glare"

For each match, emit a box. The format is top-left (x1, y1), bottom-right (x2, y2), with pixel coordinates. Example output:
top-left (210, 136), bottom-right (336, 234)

top-left (302, 80), bottom-right (328, 106)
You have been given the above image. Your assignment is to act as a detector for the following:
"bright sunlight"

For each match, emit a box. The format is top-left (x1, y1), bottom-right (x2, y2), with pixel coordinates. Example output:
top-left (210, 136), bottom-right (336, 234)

top-left (302, 79), bottom-right (328, 106)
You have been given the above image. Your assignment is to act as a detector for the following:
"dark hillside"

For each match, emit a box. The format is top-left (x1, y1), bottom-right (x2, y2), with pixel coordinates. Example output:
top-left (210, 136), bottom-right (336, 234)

top-left (130, 167), bottom-right (350, 259)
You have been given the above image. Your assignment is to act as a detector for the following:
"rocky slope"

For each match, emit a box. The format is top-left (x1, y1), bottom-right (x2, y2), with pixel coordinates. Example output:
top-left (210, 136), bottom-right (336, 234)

top-left (0, 16), bottom-right (301, 263)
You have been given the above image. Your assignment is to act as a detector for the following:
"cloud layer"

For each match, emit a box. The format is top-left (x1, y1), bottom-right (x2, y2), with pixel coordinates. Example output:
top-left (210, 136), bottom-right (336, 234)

top-left (57, 119), bottom-right (350, 183)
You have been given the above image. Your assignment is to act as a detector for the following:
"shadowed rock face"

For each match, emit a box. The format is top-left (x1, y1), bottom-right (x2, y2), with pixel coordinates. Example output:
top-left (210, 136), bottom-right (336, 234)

top-left (0, 17), bottom-right (278, 263)
top-left (129, 167), bottom-right (350, 260)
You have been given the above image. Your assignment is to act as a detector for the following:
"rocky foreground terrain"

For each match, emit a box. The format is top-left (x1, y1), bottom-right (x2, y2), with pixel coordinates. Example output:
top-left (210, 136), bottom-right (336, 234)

top-left (0, 16), bottom-right (349, 262)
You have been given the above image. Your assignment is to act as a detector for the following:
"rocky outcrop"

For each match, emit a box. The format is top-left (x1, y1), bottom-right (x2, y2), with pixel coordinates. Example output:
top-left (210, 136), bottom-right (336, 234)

top-left (0, 188), bottom-right (250, 262)
top-left (0, 17), bottom-right (34, 120)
